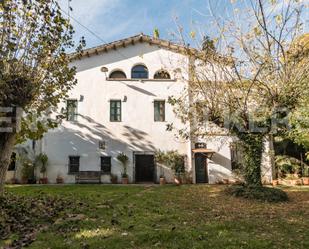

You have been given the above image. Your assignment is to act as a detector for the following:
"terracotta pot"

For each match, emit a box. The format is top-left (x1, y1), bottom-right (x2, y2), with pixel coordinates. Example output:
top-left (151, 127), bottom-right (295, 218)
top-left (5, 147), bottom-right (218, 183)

top-left (290, 179), bottom-right (302, 186)
top-left (122, 177), bottom-right (129, 184)
top-left (272, 179), bottom-right (279, 186)
top-left (39, 177), bottom-right (48, 184)
top-left (21, 177), bottom-right (28, 184)
top-left (10, 178), bottom-right (18, 184)
top-left (174, 177), bottom-right (182, 186)
top-left (222, 179), bottom-right (229, 185)
top-left (159, 177), bottom-right (166, 185)
top-left (302, 177), bottom-right (309, 185)
top-left (56, 177), bottom-right (64, 184)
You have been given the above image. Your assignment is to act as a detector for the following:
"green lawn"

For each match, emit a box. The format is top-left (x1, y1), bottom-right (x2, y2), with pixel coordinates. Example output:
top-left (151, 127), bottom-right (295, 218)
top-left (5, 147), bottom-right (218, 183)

top-left (2, 184), bottom-right (309, 249)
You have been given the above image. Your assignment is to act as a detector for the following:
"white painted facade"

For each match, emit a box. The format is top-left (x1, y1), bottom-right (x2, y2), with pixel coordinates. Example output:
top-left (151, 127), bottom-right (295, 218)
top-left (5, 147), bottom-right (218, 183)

top-left (6, 36), bottom-right (272, 184)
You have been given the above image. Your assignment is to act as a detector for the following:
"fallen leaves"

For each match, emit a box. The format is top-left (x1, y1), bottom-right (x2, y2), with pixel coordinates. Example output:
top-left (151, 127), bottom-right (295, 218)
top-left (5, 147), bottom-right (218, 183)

top-left (0, 192), bottom-right (86, 249)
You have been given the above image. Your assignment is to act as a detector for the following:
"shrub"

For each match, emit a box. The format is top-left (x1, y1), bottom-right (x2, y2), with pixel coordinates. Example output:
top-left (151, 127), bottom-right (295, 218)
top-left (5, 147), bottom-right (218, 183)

top-left (21, 159), bottom-right (35, 182)
top-left (35, 153), bottom-right (48, 176)
top-left (225, 185), bottom-right (288, 202)
top-left (155, 150), bottom-right (185, 176)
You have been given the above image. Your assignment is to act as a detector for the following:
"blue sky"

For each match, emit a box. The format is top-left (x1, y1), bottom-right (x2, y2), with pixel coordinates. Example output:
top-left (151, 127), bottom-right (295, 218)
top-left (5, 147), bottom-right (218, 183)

top-left (59, 0), bottom-right (309, 50)
top-left (59, 0), bottom-right (233, 48)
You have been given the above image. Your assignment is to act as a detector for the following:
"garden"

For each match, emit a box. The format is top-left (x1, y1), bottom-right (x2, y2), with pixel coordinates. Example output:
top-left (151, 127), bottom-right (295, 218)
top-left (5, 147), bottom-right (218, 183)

top-left (1, 184), bottom-right (309, 249)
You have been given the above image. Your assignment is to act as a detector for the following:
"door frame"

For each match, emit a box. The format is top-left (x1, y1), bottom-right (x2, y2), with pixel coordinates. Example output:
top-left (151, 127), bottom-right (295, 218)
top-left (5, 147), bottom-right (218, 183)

top-left (194, 153), bottom-right (209, 183)
top-left (133, 151), bottom-right (156, 183)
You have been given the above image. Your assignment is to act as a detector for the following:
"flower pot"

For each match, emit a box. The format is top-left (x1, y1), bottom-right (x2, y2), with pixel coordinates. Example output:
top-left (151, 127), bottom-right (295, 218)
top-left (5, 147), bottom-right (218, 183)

top-left (111, 177), bottom-right (118, 184)
top-left (174, 177), bottom-right (182, 186)
top-left (290, 179), bottom-right (302, 186)
top-left (159, 177), bottom-right (166, 185)
top-left (122, 177), bottom-right (129, 184)
top-left (272, 179), bottom-right (279, 186)
top-left (39, 177), bottom-right (48, 184)
top-left (56, 177), bottom-right (64, 184)
top-left (10, 178), bottom-right (18, 184)
top-left (21, 177), bottom-right (28, 184)
top-left (302, 177), bottom-right (309, 185)
top-left (222, 178), bottom-right (229, 185)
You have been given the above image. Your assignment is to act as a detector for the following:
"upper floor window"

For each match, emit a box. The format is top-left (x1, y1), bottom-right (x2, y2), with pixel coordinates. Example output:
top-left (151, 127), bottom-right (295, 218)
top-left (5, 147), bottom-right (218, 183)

top-left (154, 100), bottom-right (165, 122)
top-left (131, 65), bottom-right (148, 79)
top-left (68, 156), bottom-right (80, 174)
top-left (66, 99), bottom-right (78, 121)
top-left (110, 100), bottom-right (121, 122)
top-left (154, 70), bottom-right (171, 79)
top-left (109, 70), bottom-right (127, 79)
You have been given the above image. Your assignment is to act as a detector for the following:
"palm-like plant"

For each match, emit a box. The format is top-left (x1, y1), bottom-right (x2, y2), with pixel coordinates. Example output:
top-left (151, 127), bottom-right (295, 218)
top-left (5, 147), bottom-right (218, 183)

top-left (117, 153), bottom-right (129, 177)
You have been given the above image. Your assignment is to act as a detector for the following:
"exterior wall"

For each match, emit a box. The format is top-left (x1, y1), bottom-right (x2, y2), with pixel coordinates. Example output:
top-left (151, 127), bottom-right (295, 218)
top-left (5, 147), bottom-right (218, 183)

top-left (5, 41), bottom-right (273, 184)
top-left (206, 136), bottom-right (234, 184)
top-left (42, 43), bottom-right (191, 183)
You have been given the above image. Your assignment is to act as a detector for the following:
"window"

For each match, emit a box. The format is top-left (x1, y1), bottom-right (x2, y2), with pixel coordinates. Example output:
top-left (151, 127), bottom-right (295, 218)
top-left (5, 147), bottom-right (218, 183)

top-left (131, 65), bottom-right (148, 79)
top-left (69, 156), bottom-right (80, 173)
top-left (8, 152), bottom-right (16, 171)
top-left (110, 100), bottom-right (121, 122)
top-left (109, 70), bottom-right (127, 79)
top-left (66, 99), bottom-right (78, 121)
top-left (154, 100), bottom-right (165, 122)
top-left (154, 70), bottom-right (171, 79)
top-left (101, 156), bottom-right (111, 173)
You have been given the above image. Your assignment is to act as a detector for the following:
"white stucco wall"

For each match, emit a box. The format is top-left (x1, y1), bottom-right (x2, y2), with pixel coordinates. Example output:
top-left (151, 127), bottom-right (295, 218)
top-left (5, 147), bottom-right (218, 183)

top-left (41, 43), bottom-right (191, 183)
top-left (6, 41), bottom-right (272, 184)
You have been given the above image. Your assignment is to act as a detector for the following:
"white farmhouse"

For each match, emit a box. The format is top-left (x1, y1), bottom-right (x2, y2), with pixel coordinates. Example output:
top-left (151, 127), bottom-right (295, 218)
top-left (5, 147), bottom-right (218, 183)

top-left (6, 34), bottom-right (273, 184)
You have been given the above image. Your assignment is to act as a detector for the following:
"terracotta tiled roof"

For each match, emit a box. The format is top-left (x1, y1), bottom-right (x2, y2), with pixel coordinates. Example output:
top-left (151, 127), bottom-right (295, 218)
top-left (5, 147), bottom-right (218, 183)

top-left (69, 33), bottom-right (201, 61)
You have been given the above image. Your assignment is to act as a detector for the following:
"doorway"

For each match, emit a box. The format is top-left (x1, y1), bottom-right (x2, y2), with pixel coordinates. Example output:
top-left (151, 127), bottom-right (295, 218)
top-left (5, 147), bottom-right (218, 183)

top-left (195, 153), bottom-right (208, 183)
top-left (135, 154), bottom-right (155, 183)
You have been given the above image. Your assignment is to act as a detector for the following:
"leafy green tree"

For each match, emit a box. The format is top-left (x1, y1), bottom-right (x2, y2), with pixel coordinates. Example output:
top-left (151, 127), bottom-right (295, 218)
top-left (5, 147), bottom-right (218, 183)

top-left (0, 0), bottom-right (79, 195)
top-left (169, 0), bottom-right (309, 186)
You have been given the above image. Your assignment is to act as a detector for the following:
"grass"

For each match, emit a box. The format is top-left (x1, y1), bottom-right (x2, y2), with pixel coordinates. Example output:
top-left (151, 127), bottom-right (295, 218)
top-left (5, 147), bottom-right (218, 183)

top-left (2, 184), bottom-right (309, 249)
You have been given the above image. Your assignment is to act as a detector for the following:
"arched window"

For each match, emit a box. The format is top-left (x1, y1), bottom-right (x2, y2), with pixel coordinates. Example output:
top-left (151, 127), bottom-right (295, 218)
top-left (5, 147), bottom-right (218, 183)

top-left (131, 65), bottom-right (149, 79)
top-left (154, 70), bottom-right (171, 79)
top-left (109, 70), bottom-right (127, 79)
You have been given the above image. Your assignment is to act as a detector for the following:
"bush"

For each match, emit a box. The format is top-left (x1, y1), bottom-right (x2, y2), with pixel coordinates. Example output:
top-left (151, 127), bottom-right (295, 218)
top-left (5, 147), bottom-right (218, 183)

top-left (155, 150), bottom-right (185, 176)
top-left (225, 185), bottom-right (288, 202)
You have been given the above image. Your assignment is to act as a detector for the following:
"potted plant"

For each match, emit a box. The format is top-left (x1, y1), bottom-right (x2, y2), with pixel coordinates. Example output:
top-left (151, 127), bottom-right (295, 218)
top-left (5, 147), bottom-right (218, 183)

top-left (302, 167), bottom-right (309, 185)
top-left (117, 152), bottom-right (129, 184)
top-left (272, 179), bottom-right (279, 186)
top-left (169, 152), bottom-right (185, 186)
top-left (155, 150), bottom-right (185, 186)
top-left (36, 153), bottom-right (48, 184)
top-left (111, 174), bottom-right (118, 184)
top-left (159, 174), bottom-right (166, 185)
top-left (56, 174), bottom-right (64, 184)
top-left (21, 158), bottom-right (35, 184)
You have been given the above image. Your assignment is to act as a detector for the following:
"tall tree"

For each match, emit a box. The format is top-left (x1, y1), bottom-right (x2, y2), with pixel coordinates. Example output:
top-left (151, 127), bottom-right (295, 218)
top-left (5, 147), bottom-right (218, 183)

top-left (0, 0), bottom-right (78, 194)
top-left (169, 0), bottom-right (309, 186)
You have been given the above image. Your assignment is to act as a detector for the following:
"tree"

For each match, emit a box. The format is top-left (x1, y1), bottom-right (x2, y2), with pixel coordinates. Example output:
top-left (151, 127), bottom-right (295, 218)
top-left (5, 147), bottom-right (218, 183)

top-left (0, 0), bottom-right (78, 195)
top-left (169, 0), bottom-right (309, 186)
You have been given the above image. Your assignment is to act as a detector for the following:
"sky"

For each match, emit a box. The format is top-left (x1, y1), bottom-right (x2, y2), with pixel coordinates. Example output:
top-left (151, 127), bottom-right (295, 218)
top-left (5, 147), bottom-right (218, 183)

top-left (59, 0), bottom-right (232, 49)
top-left (59, 0), bottom-right (309, 50)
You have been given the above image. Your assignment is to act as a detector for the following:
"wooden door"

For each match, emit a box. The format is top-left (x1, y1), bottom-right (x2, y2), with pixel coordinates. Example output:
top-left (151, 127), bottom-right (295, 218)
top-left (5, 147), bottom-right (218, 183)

top-left (195, 153), bottom-right (208, 183)
top-left (135, 155), bottom-right (155, 182)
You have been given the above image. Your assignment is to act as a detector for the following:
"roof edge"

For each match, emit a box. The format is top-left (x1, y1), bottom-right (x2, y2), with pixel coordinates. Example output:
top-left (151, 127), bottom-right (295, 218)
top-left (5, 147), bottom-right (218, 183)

top-left (69, 33), bottom-right (200, 61)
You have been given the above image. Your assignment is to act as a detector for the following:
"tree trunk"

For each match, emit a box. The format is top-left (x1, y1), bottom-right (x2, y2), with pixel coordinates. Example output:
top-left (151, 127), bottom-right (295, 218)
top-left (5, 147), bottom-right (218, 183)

top-left (269, 134), bottom-right (276, 180)
top-left (238, 133), bottom-right (264, 186)
top-left (0, 133), bottom-right (16, 196)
